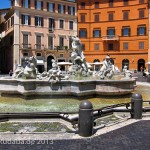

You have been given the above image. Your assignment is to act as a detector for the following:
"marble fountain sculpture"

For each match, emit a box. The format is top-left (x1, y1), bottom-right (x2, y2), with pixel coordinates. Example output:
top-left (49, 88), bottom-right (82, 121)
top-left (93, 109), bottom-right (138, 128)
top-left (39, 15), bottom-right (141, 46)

top-left (0, 36), bottom-right (136, 97)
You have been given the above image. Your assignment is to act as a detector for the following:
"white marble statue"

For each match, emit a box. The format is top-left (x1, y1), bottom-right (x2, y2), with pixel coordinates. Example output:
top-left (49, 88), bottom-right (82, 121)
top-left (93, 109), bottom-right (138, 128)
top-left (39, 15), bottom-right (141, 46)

top-left (71, 36), bottom-right (88, 71)
top-left (40, 59), bottom-right (69, 83)
top-left (122, 65), bottom-right (132, 78)
top-left (13, 56), bottom-right (39, 79)
top-left (99, 55), bottom-right (114, 79)
top-left (70, 36), bottom-right (88, 76)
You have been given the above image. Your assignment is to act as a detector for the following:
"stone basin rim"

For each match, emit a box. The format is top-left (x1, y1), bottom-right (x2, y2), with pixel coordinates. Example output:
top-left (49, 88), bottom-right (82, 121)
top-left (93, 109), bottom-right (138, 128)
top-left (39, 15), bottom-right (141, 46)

top-left (0, 78), bottom-right (136, 97)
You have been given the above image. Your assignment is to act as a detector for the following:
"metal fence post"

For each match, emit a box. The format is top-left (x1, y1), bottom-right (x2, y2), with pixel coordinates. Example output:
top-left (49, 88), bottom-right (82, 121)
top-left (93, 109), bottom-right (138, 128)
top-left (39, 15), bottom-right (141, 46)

top-left (131, 93), bottom-right (143, 119)
top-left (78, 100), bottom-right (93, 137)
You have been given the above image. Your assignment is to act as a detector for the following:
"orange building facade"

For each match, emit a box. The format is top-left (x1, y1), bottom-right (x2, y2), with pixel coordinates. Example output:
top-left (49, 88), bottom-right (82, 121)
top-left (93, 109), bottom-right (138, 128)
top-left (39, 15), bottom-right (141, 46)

top-left (77, 0), bottom-right (149, 71)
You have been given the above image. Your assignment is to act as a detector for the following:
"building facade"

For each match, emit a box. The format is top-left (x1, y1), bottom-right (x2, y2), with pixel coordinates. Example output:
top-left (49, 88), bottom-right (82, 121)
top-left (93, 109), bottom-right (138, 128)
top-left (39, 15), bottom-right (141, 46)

top-left (77, 0), bottom-right (149, 71)
top-left (0, 0), bottom-right (77, 73)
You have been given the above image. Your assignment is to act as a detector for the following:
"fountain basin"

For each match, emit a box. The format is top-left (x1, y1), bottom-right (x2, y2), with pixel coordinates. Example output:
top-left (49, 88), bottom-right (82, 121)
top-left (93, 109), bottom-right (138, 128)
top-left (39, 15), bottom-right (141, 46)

top-left (0, 78), bottom-right (136, 96)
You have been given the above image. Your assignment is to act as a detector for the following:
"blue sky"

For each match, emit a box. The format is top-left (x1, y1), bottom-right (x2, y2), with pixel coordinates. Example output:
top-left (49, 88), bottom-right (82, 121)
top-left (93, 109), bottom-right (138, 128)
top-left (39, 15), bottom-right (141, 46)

top-left (0, 0), bottom-right (10, 9)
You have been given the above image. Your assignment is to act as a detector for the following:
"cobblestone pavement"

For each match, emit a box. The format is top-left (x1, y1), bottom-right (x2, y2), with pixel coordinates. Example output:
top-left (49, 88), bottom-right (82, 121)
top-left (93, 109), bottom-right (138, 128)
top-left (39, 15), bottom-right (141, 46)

top-left (0, 73), bottom-right (149, 150)
top-left (0, 119), bottom-right (150, 150)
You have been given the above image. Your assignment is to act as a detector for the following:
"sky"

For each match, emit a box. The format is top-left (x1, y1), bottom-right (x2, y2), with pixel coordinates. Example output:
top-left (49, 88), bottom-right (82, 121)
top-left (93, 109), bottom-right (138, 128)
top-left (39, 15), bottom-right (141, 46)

top-left (0, 0), bottom-right (10, 9)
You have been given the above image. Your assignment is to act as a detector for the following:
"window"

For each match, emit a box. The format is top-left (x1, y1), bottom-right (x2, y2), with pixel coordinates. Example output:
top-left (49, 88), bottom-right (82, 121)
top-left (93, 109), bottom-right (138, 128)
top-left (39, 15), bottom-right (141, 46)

top-left (59, 20), bottom-right (64, 29)
top-left (79, 29), bottom-right (87, 38)
top-left (58, 4), bottom-right (65, 14)
top-left (123, 0), bottom-right (128, 6)
top-left (68, 6), bottom-right (75, 15)
top-left (48, 36), bottom-right (53, 49)
top-left (137, 25), bottom-right (146, 35)
top-left (108, 43), bottom-right (113, 50)
top-left (107, 28), bottom-right (115, 35)
top-left (81, 14), bottom-right (85, 22)
top-left (36, 35), bottom-right (42, 49)
top-left (60, 54), bottom-right (64, 57)
top-left (47, 3), bottom-right (55, 12)
top-left (94, 14), bottom-right (99, 22)
top-left (49, 18), bottom-right (55, 29)
top-left (123, 42), bottom-right (128, 50)
top-left (122, 27), bottom-right (130, 36)
top-left (23, 34), bottom-right (28, 48)
top-left (139, 0), bottom-right (144, 4)
top-left (35, 16), bottom-right (43, 27)
top-left (69, 21), bottom-right (73, 30)
top-left (139, 42), bottom-right (144, 49)
top-left (81, 2), bottom-right (85, 9)
top-left (93, 29), bottom-right (101, 37)
top-left (23, 52), bottom-right (29, 57)
top-left (37, 53), bottom-right (41, 56)
top-left (95, 2), bottom-right (99, 9)
top-left (35, 0), bottom-right (43, 10)
top-left (21, 15), bottom-right (31, 25)
top-left (109, 0), bottom-right (113, 7)
top-left (123, 11), bottom-right (129, 20)
top-left (59, 37), bottom-right (64, 47)
top-left (109, 13), bottom-right (114, 21)
top-left (94, 44), bottom-right (99, 50)
top-left (139, 9), bottom-right (144, 18)
top-left (22, 0), bottom-right (30, 8)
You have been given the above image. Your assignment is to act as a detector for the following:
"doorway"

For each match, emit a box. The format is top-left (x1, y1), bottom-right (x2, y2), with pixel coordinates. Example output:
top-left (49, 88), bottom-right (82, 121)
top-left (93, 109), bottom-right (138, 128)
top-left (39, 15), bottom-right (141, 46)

top-left (47, 55), bottom-right (54, 71)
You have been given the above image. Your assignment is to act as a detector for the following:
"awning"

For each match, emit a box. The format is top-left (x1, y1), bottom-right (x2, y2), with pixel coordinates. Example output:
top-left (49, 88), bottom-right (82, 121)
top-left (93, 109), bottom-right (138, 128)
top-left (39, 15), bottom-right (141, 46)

top-left (37, 59), bottom-right (44, 65)
top-left (57, 62), bottom-right (72, 65)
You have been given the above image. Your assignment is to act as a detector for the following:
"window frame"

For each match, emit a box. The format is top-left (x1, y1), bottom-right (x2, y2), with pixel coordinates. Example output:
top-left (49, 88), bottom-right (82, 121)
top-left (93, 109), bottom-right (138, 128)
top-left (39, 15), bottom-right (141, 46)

top-left (94, 43), bottom-right (100, 50)
top-left (59, 19), bottom-right (64, 29)
top-left (122, 27), bottom-right (130, 36)
top-left (79, 29), bottom-right (87, 38)
top-left (137, 25), bottom-right (146, 36)
top-left (139, 41), bottom-right (144, 49)
top-left (69, 20), bottom-right (74, 30)
top-left (123, 42), bottom-right (128, 50)
top-left (93, 29), bottom-right (101, 38)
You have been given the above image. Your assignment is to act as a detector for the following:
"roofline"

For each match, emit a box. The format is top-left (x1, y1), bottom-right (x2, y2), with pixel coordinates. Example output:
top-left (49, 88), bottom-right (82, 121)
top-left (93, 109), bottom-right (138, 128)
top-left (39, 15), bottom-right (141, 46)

top-left (0, 8), bottom-right (10, 12)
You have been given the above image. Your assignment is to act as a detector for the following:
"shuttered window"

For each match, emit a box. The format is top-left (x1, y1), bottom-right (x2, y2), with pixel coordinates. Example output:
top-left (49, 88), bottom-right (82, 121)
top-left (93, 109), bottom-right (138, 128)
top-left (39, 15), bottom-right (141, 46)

top-left (21, 14), bottom-right (31, 25)
top-left (94, 14), bottom-right (99, 22)
top-left (137, 25), bottom-right (146, 35)
top-left (35, 16), bottom-right (43, 27)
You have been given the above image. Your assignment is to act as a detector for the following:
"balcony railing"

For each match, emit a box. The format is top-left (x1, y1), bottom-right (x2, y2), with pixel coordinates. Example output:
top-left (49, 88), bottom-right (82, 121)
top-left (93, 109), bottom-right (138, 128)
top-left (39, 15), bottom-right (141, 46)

top-left (48, 28), bottom-right (55, 32)
top-left (21, 43), bottom-right (31, 49)
top-left (35, 44), bottom-right (44, 50)
top-left (47, 45), bottom-right (55, 50)
top-left (54, 46), bottom-right (68, 50)
top-left (102, 35), bottom-right (119, 41)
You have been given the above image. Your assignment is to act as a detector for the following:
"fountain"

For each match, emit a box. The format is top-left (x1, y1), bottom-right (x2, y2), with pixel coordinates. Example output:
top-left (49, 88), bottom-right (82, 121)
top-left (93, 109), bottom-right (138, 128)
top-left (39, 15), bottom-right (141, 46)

top-left (0, 36), bottom-right (136, 97)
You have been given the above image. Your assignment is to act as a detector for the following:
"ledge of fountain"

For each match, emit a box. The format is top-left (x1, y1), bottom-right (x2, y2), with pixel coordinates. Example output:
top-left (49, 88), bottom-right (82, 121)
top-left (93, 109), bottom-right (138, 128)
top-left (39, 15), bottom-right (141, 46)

top-left (0, 78), bottom-right (136, 97)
